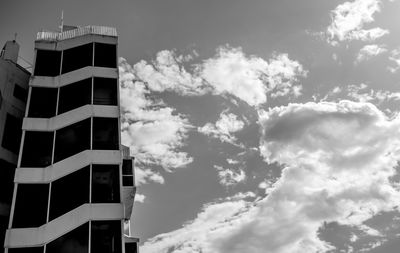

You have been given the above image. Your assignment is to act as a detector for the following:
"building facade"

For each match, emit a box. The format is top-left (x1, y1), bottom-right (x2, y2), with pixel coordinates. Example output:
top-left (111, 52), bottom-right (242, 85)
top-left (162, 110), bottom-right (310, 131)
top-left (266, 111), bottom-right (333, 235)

top-left (0, 40), bottom-right (30, 247)
top-left (4, 26), bottom-right (138, 253)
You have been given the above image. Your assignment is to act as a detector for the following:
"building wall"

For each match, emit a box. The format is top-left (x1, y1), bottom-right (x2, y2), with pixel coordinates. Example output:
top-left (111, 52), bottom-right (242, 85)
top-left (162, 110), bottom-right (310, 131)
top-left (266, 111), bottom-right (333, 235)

top-left (0, 43), bottom-right (30, 252)
top-left (4, 27), bottom-right (137, 253)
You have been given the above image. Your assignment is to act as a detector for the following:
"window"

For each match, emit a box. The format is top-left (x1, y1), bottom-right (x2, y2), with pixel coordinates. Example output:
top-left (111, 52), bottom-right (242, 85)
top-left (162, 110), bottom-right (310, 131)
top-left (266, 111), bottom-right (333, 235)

top-left (49, 166), bottom-right (90, 221)
top-left (0, 159), bottom-right (16, 206)
top-left (34, 49), bottom-right (61, 76)
top-left (28, 87), bottom-right (58, 118)
top-left (20, 131), bottom-right (54, 167)
top-left (1, 113), bottom-right (22, 154)
top-left (93, 77), bottom-right (117, 106)
top-left (94, 43), bottom-right (116, 68)
top-left (13, 84), bottom-right (28, 103)
top-left (8, 247), bottom-right (44, 253)
top-left (54, 119), bottom-right (91, 163)
top-left (58, 78), bottom-right (92, 114)
top-left (12, 184), bottom-right (49, 228)
top-left (46, 222), bottom-right (89, 253)
top-left (125, 242), bottom-right (138, 253)
top-left (122, 159), bottom-right (133, 186)
top-left (92, 165), bottom-right (120, 203)
top-left (62, 43), bottom-right (93, 74)
top-left (91, 220), bottom-right (122, 253)
top-left (93, 118), bottom-right (119, 150)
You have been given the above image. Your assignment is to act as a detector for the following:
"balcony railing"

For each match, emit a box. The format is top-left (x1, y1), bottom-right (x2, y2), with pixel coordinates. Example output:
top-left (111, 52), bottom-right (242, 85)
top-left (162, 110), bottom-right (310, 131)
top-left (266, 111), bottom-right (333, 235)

top-left (36, 25), bottom-right (117, 41)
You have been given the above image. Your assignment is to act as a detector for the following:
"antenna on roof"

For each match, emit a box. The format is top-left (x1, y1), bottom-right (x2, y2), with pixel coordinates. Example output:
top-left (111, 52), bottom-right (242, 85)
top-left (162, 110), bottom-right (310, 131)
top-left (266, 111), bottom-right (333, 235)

top-left (14, 33), bottom-right (17, 42)
top-left (59, 10), bottom-right (64, 32)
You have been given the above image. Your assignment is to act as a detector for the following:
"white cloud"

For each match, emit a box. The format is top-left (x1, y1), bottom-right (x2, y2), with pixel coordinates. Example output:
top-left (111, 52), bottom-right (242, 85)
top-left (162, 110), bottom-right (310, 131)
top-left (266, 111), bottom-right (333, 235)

top-left (199, 47), bottom-right (306, 106)
top-left (135, 193), bottom-right (146, 203)
top-left (198, 112), bottom-right (245, 146)
top-left (214, 165), bottom-right (246, 186)
top-left (119, 58), bottom-right (193, 171)
top-left (132, 50), bottom-right (206, 95)
top-left (127, 47), bottom-right (305, 107)
top-left (141, 101), bottom-right (400, 253)
top-left (388, 49), bottom-right (400, 73)
top-left (346, 84), bottom-right (400, 103)
top-left (135, 167), bottom-right (165, 185)
top-left (356, 44), bottom-right (387, 63)
top-left (226, 158), bottom-right (239, 164)
top-left (327, 0), bottom-right (389, 44)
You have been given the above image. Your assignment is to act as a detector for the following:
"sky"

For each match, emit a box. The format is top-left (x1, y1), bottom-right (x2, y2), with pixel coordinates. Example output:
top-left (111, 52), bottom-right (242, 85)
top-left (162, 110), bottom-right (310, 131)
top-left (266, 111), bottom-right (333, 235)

top-left (2, 0), bottom-right (400, 252)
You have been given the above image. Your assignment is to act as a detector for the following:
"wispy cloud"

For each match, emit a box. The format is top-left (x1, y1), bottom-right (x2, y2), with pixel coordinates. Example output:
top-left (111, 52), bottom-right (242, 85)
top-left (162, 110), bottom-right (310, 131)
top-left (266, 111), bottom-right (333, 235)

top-left (356, 44), bottom-right (387, 63)
top-left (388, 48), bottom-right (400, 73)
top-left (141, 101), bottom-right (400, 253)
top-left (327, 0), bottom-right (388, 45)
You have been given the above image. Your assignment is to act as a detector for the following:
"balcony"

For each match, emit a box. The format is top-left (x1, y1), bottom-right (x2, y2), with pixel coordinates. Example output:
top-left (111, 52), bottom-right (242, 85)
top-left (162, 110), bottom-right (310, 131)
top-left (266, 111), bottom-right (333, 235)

top-left (36, 25), bottom-right (117, 41)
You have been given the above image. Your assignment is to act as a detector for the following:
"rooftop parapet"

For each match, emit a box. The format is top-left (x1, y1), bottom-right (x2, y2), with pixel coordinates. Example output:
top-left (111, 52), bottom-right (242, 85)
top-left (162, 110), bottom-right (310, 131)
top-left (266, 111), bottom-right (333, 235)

top-left (36, 25), bottom-right (117, 42)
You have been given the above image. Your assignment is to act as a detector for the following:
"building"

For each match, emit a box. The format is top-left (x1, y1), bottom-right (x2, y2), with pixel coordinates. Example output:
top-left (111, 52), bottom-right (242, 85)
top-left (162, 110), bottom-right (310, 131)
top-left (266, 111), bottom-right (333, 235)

top-left (0, 40), bottom-right (30, 248)
top-left (4, 25), bottom-right (138, 253)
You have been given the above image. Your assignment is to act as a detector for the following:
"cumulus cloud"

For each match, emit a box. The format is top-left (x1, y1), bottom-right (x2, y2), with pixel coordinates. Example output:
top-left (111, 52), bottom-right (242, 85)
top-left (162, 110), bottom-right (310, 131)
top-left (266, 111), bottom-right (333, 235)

top-left (135, 193), bottom-right (146, 203)
top-left (327, 0), bottom-right (389, 44)
top-left (128, 47), bottom-right (306, 107)
top-left (119, 58), bottom-right (193, 171)
top-left (214, 165), bottom-right (246, 186)
top-left (356, 44), bottom-right (387, 63)
top-left (135, 167), bottom-right (165, 186)
top-left (141, 101), bottom-right (400, 253)
top-left (198, 112), bottom-right (245, 146)
top-left (200, 47), bottom-right (306, 106)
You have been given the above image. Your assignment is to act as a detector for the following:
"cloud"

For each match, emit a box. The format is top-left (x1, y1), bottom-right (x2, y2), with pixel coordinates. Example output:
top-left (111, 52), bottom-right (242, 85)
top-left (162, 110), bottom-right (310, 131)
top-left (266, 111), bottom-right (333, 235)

top-left (119, 58), bottom-right (193, 171)
top-left (356, 44), bottom-right (387, 63)
top-left (327, 0), bottom-right (389, 44)
top-left (388, 48), bottom-right (400, 73)
top-left (135, 193), bottom-right (146, 203)
top-left (198, 112), bottom-right (245, 146)
top-left (346, 84), bottom-right (400, 103)
top-left (132, 50), bottom-right (206, 95)
top-left (141, 101), bottom-right (400, 253)
top-left (200, 47), bottom-right (306, 106)
top-left (214, 165), bottom-right (246, 186)
top-left (135, 167), bottom-right (165, 186)
top-left (127, 47), bottom-right (306, 107)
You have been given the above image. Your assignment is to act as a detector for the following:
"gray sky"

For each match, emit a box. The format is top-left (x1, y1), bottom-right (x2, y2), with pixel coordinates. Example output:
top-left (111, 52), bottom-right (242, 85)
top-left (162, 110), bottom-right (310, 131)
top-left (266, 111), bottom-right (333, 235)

top-left (2, 0), bottom-right (400, 252)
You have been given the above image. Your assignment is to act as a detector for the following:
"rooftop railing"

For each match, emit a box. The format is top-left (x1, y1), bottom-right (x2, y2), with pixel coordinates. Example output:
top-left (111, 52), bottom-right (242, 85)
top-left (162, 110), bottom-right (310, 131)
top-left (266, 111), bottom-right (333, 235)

top-left (36, 25), bottom-right (117, 41)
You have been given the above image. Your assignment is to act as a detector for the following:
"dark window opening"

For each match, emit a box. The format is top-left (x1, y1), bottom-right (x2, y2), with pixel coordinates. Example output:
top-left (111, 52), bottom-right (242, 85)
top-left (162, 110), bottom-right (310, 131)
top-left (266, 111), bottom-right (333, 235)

top-left (91, 220), bottom-right (122, 253)
top-left (93, 118), bottom-right (119, 150)
top-left (125, 242), bottom-right (138, 253)
top-left (34, 49), bottom-right (61, 77)
top-left (8, 247), bottom-right (44, 253)
top-left (94, 43), bottom-right (116, 68)
top-left (46, 222), bottom-right (89, 253)
top-left (12, 184), bottom-right (49, 228)
top-left (54, 118), bottom-right (91, 163)
top-left (0, 159), bottom-right (16, 205)
top-left (2, 113), bottom-right (22, 154)
top-left (62, 43), bottom-right (93, 74)
top-left (13, 84), bottom-right (28, 103)
top-left (20, 131), bottom-right (53, 167)
top-left (28, 87), bottom-right (57, 118)
top-left (58, 78), bottom-right (92, 114)
top-left (122, 159), bottom-right (133, 187)
top-left (49, 166), bottom-right (90, 220)
top-left (93, 77), bottom-right (117, 106)
top-left (92, 165), bottom-right (120, 203)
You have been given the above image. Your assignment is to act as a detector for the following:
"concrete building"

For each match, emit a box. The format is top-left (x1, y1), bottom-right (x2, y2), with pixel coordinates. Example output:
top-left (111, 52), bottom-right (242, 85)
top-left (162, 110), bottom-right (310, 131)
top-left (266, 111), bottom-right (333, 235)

top-left (4, 25), bottom-right (138, 253)
top-left (0, 40), bottom-right (30, 248)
